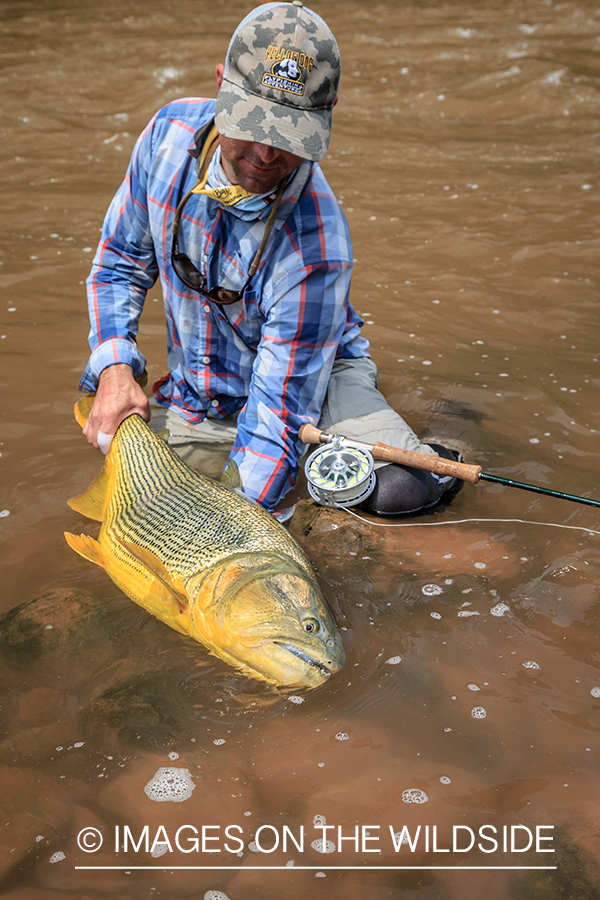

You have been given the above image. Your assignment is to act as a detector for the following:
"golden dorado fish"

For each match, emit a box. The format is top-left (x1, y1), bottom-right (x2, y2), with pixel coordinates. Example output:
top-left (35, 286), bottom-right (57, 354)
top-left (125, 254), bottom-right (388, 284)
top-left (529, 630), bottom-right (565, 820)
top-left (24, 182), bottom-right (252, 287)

top-left (65, 410), bottom-right (345, 688)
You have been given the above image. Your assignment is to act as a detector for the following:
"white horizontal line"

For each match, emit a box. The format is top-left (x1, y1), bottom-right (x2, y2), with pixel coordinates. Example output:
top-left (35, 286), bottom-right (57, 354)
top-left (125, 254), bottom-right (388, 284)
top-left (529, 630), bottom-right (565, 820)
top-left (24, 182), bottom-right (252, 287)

top-left (74, 866), bottom-right (558, 871)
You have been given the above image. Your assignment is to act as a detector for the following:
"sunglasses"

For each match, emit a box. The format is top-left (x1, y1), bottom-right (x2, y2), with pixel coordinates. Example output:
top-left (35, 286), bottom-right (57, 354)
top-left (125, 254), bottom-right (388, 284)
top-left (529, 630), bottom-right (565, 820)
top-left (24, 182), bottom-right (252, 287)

top-left (171, 176), bottom-right (287, 306)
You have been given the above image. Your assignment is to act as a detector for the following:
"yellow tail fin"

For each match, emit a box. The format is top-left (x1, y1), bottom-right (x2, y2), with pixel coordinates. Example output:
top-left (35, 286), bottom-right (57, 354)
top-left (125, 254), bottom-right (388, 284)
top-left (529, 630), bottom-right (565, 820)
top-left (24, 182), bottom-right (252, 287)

top-left (74, 395), bottom-right (95, 429)
top-left (73, 370), bottom-right (148, 429)
top-left (64, 532), bottom-right (106, 568)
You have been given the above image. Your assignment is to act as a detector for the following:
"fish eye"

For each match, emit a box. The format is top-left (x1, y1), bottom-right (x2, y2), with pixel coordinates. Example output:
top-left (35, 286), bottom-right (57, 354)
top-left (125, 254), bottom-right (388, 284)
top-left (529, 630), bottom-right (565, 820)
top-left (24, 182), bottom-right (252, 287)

top-left (303, 617), bottom-right (320, 634)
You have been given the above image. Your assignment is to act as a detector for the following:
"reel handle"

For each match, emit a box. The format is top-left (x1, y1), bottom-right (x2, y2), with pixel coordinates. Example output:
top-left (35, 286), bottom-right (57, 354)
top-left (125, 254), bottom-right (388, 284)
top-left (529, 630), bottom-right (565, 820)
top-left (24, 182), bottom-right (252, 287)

top-left (299, 423), bottom-right (331, 445)
top-left (298, 424), bottom-right (482, 485)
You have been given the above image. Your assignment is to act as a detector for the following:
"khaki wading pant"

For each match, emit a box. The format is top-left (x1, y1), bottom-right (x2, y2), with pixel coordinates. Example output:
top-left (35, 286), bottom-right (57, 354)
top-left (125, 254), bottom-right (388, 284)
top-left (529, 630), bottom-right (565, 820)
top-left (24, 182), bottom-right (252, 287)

top-left (149, 357), bottom-right (438, 485)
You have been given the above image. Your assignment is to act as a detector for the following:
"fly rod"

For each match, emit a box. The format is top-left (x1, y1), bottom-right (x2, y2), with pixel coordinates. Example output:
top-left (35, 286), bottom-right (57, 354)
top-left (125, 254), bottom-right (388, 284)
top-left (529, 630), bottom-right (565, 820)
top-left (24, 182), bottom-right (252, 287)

top-left (298, 423), bottom-right (600, 509)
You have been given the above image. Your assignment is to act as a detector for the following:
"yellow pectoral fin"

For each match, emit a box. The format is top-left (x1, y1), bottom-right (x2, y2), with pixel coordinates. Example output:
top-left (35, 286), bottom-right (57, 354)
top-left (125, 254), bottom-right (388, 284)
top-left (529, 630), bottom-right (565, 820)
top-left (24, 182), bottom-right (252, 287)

top-left (64, 532), bottom-right (106, 568)
top-left (116, 539), bottom-right (189, 613)
top-left (67, 455), bottom-right (113, 522)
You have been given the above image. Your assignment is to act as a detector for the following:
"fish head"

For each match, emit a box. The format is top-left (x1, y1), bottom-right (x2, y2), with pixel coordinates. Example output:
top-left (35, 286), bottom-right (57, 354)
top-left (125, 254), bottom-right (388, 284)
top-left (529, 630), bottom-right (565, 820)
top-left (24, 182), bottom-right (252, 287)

top-left (188, 554), bottom-right (345, 688)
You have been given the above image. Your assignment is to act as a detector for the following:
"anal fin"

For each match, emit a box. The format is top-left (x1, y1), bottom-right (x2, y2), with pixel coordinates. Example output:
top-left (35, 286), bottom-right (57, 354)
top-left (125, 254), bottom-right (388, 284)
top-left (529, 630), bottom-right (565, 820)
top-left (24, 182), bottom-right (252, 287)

top-left (67, 456), bottom-right (112, 521)
top-left (64, 532), bottom-right (106, 568)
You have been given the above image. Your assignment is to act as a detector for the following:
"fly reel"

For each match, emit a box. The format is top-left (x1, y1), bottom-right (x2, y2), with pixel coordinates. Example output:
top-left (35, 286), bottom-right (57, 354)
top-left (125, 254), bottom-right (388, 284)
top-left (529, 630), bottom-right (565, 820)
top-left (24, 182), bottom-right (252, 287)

top-left (305, 434), bottom-right (376, 509)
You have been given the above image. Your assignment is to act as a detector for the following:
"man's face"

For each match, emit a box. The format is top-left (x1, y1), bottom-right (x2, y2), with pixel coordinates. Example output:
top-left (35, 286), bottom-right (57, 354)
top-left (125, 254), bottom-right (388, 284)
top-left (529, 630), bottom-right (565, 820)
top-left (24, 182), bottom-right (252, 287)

top-left (218, 134), bottom-right (303, 194)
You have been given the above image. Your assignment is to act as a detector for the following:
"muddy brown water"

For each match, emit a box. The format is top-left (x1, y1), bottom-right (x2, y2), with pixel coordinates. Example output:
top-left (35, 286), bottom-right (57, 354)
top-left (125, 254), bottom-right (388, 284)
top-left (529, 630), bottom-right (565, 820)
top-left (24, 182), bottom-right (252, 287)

top-left (1, 0), bottom-right (600, 897)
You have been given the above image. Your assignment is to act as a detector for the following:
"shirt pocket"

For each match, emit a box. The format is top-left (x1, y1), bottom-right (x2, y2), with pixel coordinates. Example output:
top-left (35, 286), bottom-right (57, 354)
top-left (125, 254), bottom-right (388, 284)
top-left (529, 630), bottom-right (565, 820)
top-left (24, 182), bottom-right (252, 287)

top-left (224, 289), bottom-right (264, 351)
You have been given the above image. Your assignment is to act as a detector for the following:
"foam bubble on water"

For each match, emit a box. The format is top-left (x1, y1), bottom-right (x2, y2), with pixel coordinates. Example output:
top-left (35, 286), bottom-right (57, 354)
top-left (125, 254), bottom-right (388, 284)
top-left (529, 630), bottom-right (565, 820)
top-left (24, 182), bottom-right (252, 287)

top-left (385, 656), bottom-right (402, 665)
top-left (490, 603), bottom-right (510, 617)
top-left (402, 789), bottom-right (428, 804)
top-left (311, 838), bottom-right (336, 853)
top-left (522, 660), bottom-right (540, 669)
top-left (458, 610), bottom-right (480, 617)
top-left (144, 767), bottom-right (195, 802)
top-left (151, 843), bottom-right (169, 858)
top-left (443, 553), bottom-right (454, 559)
top-left (315, 871), bottom-right (326, 877)
top-left (431, 612), bottom-right (442, 620)
top-left (35, 835), bottom-right (44, 842)
top-left (422, 584), bottom-right (442, 596)
top-left (248, 841), bottom-right (259, 853)
top-left (49, 852), bottom-right (65, 863)
top-left (467, 683), bottom-right (480, 691)
top-left (154, 66), bottom-right (184, 88)
top-left (286, 860), bottom-right (294, 867)
top-left (394, 831), bottom-right (411, 845)
top-left (335, 732), bottom-right (349, 741)
top-left (590, 687), bottom-right (600, 699)
top-left (440, 776), bottom-right (452, 784)
top-left (213, 739), bottom-right (226, 746)
top-left (474, 562), bottom-right (487, 569)
top-left (471, 706), bottom-right (487, 719)
top-left (288, 695), bottom-right (304, 704)
top-left (0, 510), bottom-right (10, 518)
top-left (168, 751), bottom-right (180, 760)
top-left (73, 741), bottom-right (84, 748)
top-left (313, 815), bottom-right (326, 827)
top-left (204, 892), bottom-right (231, 900)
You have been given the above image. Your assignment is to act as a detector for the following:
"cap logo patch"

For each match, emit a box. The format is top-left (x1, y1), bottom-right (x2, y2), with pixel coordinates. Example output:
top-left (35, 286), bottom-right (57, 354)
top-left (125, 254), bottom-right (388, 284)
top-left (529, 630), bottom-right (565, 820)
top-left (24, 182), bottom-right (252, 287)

top-left (262, 44), bottom-right (314, 96)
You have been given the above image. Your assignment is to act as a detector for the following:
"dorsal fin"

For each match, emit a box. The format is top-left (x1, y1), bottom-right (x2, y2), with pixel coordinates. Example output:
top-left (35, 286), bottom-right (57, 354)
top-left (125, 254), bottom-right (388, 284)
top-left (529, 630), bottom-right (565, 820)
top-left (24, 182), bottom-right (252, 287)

top-left (220, 458), bottom-right (241, 489)
top-left (67, 453), bottom-right (113, 521)
top-left (116, 539), bottom-right (189, 613)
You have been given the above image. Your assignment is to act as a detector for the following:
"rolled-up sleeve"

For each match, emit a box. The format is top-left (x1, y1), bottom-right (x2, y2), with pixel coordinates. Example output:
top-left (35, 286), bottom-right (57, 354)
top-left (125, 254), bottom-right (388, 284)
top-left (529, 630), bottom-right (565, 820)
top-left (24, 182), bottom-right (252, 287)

top-left (229, 258), bottom-right (353, 510)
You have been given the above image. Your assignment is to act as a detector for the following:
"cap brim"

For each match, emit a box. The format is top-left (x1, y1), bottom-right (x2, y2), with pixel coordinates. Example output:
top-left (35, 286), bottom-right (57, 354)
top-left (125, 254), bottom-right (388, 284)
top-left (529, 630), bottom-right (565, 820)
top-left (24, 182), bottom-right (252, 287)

top-left (215, 78), bottom-right (332, 163)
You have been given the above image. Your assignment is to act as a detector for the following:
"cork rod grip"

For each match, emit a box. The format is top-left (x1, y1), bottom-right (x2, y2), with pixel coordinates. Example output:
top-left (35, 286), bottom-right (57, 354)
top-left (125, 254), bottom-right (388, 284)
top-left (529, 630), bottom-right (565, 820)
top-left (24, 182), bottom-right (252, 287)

top-left (371, 442), bottom-right (482, 484)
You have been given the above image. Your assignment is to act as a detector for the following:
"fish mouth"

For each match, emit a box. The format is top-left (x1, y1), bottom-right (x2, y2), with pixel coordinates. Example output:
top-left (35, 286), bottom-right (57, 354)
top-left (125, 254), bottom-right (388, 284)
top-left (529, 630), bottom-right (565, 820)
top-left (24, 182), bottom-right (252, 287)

top-left (274, 642), bottom-right (333, 677)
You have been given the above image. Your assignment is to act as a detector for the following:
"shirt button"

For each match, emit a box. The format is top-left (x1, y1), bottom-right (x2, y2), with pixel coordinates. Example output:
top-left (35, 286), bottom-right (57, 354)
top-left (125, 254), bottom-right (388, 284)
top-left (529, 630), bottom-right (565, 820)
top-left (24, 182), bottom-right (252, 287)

top-left (202, 356), bottom-right (210, 365)
top-left (204, 304), bottom-right (210, 313)
top-left (211, 399), bottom-right (219, 407)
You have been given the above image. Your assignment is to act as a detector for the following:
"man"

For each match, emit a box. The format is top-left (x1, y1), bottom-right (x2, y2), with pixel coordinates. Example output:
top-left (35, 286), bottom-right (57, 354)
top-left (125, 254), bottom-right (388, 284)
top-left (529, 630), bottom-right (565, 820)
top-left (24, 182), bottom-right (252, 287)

top-left (79, 1), bottom-right (458, 516)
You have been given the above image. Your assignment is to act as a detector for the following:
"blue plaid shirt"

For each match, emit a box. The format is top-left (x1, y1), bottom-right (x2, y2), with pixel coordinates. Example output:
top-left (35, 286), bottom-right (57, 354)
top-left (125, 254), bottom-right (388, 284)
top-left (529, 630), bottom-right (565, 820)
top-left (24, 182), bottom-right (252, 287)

top-left (79, 98), bottom-right (369, 510)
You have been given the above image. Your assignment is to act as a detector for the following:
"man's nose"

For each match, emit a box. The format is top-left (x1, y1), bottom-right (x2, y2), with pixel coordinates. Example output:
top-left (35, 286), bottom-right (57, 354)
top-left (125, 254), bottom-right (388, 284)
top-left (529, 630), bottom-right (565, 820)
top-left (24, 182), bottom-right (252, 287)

top-left (253, 142), bottom-right (279, 163)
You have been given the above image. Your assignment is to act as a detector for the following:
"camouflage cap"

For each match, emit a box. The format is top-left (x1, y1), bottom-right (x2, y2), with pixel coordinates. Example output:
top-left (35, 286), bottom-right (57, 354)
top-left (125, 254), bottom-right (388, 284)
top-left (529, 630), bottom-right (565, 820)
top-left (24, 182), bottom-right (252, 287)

top-left (215, 2), bottom-right (340, 162)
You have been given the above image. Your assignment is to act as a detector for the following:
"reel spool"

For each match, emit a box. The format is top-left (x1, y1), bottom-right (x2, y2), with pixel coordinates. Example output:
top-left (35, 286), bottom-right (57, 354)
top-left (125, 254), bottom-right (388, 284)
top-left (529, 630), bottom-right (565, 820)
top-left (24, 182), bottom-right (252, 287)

top-left (305, 435), bottom-right (375, 509)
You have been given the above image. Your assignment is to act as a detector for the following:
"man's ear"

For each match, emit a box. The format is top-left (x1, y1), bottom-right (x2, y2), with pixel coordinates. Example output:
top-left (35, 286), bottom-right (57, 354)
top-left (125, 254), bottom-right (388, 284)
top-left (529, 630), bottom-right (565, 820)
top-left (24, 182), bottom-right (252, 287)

top-left (216, 63), bottom-right (225, 90)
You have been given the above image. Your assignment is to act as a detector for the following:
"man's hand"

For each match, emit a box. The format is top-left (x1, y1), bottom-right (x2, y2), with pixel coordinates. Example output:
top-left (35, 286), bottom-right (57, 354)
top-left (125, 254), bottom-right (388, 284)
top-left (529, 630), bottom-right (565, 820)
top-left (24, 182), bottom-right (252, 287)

top-left (83, 364), bottom-right (151, 452)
